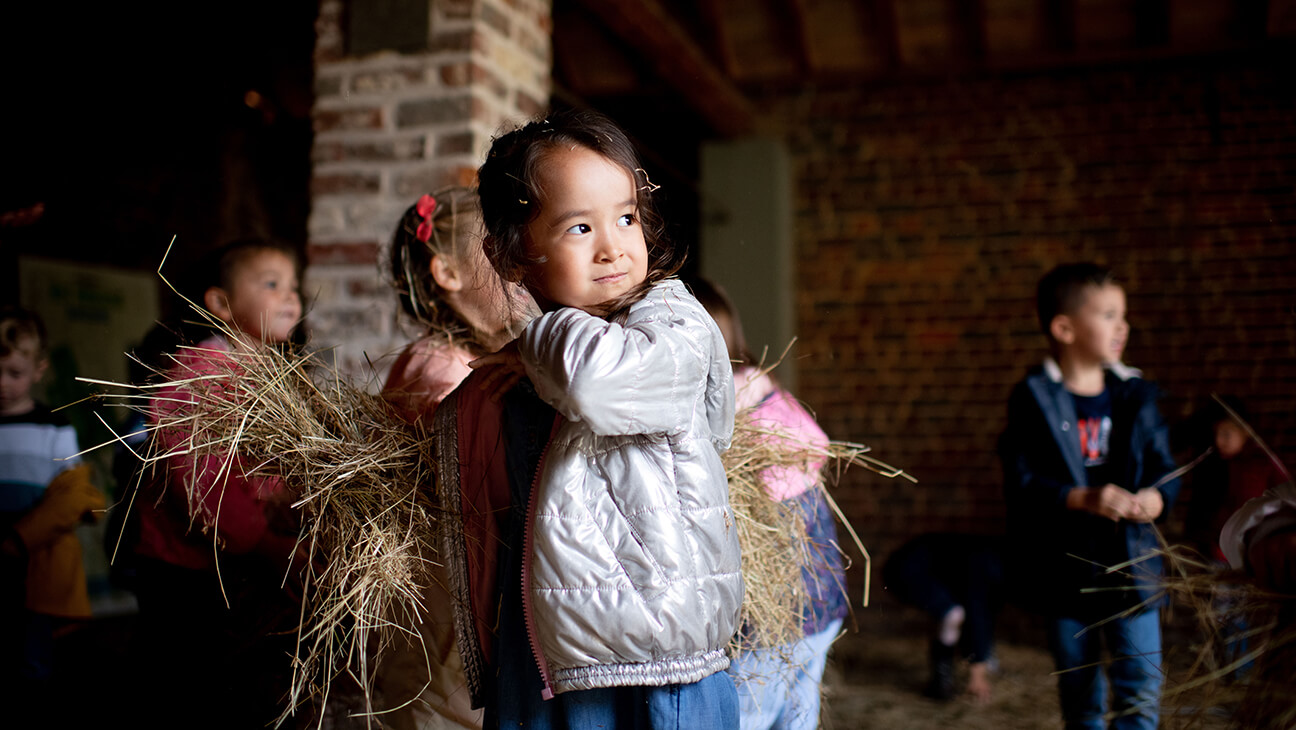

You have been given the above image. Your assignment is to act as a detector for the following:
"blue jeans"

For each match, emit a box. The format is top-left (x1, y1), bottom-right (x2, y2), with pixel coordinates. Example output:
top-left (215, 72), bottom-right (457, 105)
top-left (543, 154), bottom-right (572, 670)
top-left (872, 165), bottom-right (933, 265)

top-left (728, 618), bottom-right (842, 730)
top-left (491, 667), bottom-right (739, 729)
top-left (1048, 609), bottom-right (1163, 730)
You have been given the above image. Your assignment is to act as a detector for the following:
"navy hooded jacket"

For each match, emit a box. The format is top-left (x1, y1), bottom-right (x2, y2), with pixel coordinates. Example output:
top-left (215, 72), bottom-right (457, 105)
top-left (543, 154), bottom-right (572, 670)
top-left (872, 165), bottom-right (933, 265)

top-left (999, 360), bottom-right (1180, 616)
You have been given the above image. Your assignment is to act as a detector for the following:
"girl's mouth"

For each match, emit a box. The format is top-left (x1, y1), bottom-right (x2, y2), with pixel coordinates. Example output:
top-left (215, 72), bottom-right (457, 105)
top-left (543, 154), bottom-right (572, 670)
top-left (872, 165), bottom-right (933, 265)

top-left (595, 272), bottom-right (625, 284)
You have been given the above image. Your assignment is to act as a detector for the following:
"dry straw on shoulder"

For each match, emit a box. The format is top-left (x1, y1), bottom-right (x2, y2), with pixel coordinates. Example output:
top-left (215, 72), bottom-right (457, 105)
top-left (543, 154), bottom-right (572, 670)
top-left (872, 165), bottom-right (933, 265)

top-left (84, 254), bottom-right (914, 723)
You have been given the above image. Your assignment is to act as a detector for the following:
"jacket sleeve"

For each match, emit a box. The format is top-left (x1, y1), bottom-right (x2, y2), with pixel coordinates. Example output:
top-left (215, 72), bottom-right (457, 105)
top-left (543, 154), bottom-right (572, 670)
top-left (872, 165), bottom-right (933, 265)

top-left (518, 299), bottom-right (712, 437)
top-left (1135, 388), bottom-right (1181, 512)
top-left (999, 381), bottom-right (1076, 515)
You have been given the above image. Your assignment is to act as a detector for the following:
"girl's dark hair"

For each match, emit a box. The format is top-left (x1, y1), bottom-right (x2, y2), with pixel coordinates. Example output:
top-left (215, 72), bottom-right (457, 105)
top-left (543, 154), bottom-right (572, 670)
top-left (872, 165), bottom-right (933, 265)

top-left (476, 107), bottom-right (683, 318)
top-left (388, 186), bottom-right (493, 348)
top-left (688, 277), bottom-right (755, 367)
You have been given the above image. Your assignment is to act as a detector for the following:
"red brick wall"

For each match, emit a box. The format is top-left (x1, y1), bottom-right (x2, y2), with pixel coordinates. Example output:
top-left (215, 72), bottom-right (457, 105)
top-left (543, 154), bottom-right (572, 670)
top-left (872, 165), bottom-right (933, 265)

top-left (759, 59), bottom-right (1296, 605)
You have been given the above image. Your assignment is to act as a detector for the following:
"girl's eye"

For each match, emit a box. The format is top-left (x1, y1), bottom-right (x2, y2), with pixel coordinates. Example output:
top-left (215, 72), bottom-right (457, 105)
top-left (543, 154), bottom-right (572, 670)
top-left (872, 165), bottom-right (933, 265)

top-left (565, 223), bottom-right (591, 235)
top-left (617, 214), bottom-right (636, 227)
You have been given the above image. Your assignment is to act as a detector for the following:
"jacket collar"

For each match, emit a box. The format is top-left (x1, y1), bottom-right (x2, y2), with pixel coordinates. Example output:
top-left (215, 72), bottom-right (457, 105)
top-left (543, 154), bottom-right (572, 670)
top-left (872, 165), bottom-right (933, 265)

top-left (1041, 357), bottom-right (1141, 384)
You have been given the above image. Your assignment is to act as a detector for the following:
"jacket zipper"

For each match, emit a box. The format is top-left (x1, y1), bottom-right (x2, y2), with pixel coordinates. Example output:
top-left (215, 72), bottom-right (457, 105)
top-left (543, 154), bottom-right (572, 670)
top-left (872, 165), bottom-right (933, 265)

top-left (521, 415), bottom-right (563, 700)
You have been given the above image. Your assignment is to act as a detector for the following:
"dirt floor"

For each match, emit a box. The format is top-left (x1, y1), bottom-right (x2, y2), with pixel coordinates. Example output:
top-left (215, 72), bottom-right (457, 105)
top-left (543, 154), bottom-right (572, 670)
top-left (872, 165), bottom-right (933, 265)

top-left (821, 631), bottom-right (1063, 730)
top-left (820, 625), bottom-right (1233, 730)
top-left (51, 609), bottom-right (1241, 728)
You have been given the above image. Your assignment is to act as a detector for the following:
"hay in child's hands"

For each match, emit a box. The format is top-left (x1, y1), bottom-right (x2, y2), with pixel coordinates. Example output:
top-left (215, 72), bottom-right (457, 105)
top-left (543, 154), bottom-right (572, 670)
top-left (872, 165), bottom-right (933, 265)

top-left (722, 362), bottom-right (914, 658)
top-left (88, 315), bottom-right (443, 727)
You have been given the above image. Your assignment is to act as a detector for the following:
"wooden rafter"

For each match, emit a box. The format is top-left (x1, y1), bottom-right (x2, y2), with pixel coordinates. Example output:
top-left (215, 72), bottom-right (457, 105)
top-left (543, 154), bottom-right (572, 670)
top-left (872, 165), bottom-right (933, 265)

top-left (784, 0), bottom-right (817, 77)
top-left (1134, 0), bottom-right (1171, 47)
top-left (698, 0), bottom-right (737, 77)
top-left (1043, 0), bottom-right (1076, 53)
top-left (952, 0), bottom-right (987, 63)
top-left (1273, 0), bottom-right (1296, 36)
top-left (573, 0), bottom-right (756, 137)
top-left (868, 0), bottom-right (901, 70)
top-left (1259, 0), bottom-right (1290, 36)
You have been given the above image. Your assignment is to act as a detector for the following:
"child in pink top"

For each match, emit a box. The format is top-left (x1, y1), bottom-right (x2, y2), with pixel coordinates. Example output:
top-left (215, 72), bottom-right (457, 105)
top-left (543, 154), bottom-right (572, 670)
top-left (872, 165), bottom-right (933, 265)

top-left (692, 278), bottom-right (847, 730)
top-left (131, 238), bottom-right (306, 728)
top-left (384, 187), bottom-right (535, 422)
top-left (379, 188), bottom-right (535, 729)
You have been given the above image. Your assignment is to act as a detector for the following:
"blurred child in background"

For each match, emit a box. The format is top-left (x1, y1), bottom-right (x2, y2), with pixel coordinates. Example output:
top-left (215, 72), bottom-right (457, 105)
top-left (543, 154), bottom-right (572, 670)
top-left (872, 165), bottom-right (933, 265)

top-left (384, 187), bottom-right (534, 421)
top-left (692, 277), bottom-right (848, 730)
top-left (1185, 396), bottom-right (1288, 563)
top-left (378, 187), bottom-right (534, 729)
top-left (882, 532), bottom-right (1005, 703)
top-left (130, 238), bottom-right (307, 728)
top-left (0, 306), bottom-right (103, 710)
top-left (1000, 263), bottom-right (1179, 730)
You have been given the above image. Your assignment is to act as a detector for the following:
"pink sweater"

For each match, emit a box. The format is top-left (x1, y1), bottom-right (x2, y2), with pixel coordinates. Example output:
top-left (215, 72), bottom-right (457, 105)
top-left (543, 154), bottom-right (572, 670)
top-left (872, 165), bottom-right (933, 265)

top-left (135, 336), bottom-right (288, 571)
top-left (383, 336), bottom-right (474, 423)
top-left (734, 367), bottom-right (829, 501)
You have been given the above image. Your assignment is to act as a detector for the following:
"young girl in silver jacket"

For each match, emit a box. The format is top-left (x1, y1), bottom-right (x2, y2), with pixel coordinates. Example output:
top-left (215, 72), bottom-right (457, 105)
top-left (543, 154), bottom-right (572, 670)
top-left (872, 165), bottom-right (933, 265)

top-left (434, 108), bottom-right (743, 729)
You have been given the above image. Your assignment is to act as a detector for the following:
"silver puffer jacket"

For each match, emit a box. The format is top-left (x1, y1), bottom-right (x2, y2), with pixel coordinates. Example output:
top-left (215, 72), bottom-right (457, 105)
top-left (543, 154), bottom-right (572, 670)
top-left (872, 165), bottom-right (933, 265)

top-left (518, 279), bottom-right (742, 695)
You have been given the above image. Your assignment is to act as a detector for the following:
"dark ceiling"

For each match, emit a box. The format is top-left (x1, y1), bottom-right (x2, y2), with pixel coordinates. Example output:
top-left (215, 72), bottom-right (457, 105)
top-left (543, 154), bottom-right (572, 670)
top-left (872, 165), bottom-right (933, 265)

top-left (4, 0), bottom-right (1293, 298)
top-left (554, 0), bottom-right (1296, 138)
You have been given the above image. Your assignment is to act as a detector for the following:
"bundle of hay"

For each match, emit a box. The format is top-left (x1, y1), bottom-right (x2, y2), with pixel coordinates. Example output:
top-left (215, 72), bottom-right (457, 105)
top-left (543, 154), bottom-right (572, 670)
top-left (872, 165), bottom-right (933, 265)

top-left (724, 400), bottom-right (913, 656)
top-left (1153, 543), bottom-right (1295, 729)
top-left (95, 310), bottom-right (910, 724)
top-left (91, 319), bottom-right (442, 726)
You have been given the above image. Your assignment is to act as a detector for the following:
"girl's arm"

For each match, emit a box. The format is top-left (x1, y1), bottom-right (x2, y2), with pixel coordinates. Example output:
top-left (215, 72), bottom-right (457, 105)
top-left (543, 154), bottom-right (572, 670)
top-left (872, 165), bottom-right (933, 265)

top-left (518, 296), bottom-right (716, 437)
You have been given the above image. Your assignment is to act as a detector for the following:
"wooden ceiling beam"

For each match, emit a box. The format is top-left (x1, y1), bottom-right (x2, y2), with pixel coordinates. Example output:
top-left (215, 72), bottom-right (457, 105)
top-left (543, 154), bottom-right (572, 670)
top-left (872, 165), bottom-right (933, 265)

top-left (1043, 0), bottom-right (1076, 53)
top-left (698, 0), bottom-right (738, 77)
top-left (869, 0), bottom-right (902, 71)
top-left (1134, 0), bottom-right (1171, 47)
top-left (1272, 0), bottom-right (1296, 36)
top-left (951, 0), bottom-right (987, 63)
top-left (784, 0), bottom-right (817, 77)
top-left (573, 0), bottom-right (756, 137)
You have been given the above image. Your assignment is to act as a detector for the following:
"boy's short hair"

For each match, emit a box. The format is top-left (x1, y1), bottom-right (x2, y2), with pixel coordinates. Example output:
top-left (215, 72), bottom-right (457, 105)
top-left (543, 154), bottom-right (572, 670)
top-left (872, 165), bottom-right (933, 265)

top-left (1036, 262), bottom-right (1116, 338)
top-left (183, 238), bottom-right (300, 301)
top-left (0, 306), bottom-right (48, 360)
top-left (212, 238), bottom-right (300, 292)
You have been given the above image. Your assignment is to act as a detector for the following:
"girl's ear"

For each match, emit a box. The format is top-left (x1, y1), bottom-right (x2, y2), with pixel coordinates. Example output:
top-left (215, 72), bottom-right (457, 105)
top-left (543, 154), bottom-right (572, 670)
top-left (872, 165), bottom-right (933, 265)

top-left (429, 254), bottom-right (464, 292)
top-left (1049, 314), bottom-right (1074, 345)
top-left (204, 286), bottom-right (233, 322)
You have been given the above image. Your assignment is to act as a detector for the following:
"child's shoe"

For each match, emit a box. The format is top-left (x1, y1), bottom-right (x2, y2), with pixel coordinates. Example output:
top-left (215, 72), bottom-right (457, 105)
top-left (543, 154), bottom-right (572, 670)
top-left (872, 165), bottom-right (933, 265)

top-left (925, 640), bottom-right (957, 701)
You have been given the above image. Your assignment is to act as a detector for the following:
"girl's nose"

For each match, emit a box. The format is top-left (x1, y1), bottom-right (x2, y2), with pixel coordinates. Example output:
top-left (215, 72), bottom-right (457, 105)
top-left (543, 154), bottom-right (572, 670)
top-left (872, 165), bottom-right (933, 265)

top-left (595, 236), bottom-right (622, 262)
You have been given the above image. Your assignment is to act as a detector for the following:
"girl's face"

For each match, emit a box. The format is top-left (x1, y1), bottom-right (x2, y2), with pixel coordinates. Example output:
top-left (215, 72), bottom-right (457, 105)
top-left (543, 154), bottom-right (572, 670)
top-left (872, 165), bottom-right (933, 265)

top-left (521, 145), bottom-right (648, 314)
top-left (217, 249), bottom-right (302, 343)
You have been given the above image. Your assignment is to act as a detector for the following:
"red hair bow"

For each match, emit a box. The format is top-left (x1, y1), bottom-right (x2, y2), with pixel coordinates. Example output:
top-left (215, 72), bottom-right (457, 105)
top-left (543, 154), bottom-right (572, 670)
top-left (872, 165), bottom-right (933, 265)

top-left (414, 194), bottom-right (437, 243)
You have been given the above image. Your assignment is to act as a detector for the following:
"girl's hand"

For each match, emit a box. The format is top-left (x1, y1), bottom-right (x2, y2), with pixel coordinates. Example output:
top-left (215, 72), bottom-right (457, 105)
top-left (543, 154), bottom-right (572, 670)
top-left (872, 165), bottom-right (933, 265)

top-left (469, 339), bottom-right (527, 402)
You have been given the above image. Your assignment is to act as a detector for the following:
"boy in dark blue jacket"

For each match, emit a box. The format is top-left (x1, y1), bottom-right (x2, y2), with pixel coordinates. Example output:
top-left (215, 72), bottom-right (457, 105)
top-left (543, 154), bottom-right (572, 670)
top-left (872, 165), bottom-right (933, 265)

top-left (1000, 263), bottom-right (1179, 730)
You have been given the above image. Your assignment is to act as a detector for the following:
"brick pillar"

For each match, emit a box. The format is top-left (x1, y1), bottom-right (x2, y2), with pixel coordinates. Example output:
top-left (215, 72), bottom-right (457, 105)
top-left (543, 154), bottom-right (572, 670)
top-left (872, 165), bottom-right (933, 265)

top-left (308, 0), bottom-right (551, 378)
